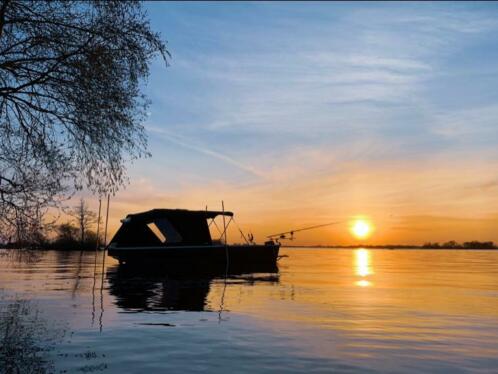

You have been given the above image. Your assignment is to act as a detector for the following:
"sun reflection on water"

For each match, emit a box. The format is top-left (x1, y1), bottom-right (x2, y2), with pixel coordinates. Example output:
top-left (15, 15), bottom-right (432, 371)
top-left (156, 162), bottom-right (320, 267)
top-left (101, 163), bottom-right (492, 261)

top-left (355, 248), bottom-right (373, 287)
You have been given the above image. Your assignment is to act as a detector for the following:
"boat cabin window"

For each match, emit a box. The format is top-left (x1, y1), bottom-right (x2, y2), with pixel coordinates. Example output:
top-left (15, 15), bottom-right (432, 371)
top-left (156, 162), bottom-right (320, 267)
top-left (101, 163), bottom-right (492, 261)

top-left (146, 218), bottom-right (183, 244)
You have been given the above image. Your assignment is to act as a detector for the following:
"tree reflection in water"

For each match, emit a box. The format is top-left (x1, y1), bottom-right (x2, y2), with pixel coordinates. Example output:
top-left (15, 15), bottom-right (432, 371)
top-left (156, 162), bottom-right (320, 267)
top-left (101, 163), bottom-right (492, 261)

top-left (0, 300), bottom-right (61, 374)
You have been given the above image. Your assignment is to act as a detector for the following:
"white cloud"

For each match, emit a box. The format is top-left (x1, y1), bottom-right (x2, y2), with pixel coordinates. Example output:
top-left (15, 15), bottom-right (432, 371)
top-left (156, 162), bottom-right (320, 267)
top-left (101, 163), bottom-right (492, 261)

top-left (147, 126), bottom-right (265, 178)
top-left (432, 105), bottom-right (498, 138)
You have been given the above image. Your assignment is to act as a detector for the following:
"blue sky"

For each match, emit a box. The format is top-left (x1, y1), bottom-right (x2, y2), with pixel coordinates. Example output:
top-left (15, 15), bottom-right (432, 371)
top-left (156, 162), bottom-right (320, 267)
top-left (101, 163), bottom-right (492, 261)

top-left (108, 2), bottom-right (498, 244)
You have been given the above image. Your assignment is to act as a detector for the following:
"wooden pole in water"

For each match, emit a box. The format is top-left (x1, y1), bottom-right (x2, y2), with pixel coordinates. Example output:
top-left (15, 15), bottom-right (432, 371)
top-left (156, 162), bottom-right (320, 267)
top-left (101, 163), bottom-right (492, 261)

top-left (219, 200), bottom-right (229, 322)
top-left (103, 194), bottom-right (110, 247)
top-left (95, 198), bottom-right (102, 251)
top-left (222, 200), bottom-right (229, 269)
top-left (221, 200), bottom-right (227, 244)
top-left (92, 198), bottom-right (101, 327)
top-left (99, 194), bottom-right (110, 332)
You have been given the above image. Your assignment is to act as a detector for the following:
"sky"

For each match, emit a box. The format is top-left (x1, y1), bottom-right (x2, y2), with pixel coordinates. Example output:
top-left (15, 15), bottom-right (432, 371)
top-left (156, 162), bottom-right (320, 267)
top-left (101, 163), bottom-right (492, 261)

top-left (94, 2), bottom-right (498, 245)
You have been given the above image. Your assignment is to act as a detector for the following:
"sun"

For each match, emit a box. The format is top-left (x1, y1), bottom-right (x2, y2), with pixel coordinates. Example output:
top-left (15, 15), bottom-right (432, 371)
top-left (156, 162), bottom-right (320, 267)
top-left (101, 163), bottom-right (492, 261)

top-left (351, 219), bottom-right (371, 240)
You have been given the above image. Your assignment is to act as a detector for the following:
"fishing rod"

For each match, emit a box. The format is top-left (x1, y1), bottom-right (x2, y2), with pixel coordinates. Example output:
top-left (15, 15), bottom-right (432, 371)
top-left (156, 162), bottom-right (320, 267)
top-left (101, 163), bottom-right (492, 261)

top-left (267, 220), bottom-right (343, 241)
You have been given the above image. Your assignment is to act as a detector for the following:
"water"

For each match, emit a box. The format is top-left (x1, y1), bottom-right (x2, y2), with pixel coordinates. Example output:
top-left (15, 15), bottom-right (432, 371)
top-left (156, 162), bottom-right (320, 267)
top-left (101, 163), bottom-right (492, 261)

top-left (1, 248), bottom-right (498, 373)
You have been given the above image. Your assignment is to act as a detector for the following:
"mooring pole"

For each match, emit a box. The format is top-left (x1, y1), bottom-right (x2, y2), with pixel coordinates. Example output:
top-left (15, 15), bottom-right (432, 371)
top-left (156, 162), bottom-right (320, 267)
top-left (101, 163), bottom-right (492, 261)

top-left (95, 199), bottom-right (102, 251)
top-left (222, 200), bottom-right (229, 268)
top-left (92, 198), bottom-right (102, 326)
top-left (221, 200), bottom-right (227, 244)
top-left (103, 194), bottom-right (110, 247)
top-left (99, 194), bottom-right (110, 333)
top-left (219, 200), bottom-right (229, 323)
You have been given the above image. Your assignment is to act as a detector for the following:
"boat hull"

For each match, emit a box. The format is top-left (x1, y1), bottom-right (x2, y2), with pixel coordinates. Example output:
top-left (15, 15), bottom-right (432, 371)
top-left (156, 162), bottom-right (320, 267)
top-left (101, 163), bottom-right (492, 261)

top-left (108, 244), bottom-right (280, 274)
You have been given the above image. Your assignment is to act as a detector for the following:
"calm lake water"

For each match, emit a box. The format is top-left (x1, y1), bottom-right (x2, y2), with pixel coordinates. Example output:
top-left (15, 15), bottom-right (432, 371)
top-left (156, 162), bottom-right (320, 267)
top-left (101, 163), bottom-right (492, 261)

top-left (1, 248), bottom-right (498, 373)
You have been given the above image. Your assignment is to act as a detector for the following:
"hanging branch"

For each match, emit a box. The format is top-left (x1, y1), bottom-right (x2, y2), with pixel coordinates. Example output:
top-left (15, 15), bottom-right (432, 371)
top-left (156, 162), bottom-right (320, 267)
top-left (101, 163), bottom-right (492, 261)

top-left (0, 1), bottom-right (169, 242)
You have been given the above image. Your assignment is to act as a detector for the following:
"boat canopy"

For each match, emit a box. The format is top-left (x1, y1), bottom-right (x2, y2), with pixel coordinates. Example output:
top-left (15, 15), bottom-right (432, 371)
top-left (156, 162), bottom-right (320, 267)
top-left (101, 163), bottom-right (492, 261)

top-left (109, 209), bottom-right (233, 247)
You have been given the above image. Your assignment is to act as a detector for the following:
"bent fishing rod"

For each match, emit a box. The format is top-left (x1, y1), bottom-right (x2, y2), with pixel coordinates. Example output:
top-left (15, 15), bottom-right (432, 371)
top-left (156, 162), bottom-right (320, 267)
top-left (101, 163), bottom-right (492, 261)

top-left (267, 220), bottom-right (343, 241)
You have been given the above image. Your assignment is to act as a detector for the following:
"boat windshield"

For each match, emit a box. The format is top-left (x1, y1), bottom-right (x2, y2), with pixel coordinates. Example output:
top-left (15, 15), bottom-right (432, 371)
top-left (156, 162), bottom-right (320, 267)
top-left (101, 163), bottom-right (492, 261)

top-left (146, 218), bottom-right (183, 244)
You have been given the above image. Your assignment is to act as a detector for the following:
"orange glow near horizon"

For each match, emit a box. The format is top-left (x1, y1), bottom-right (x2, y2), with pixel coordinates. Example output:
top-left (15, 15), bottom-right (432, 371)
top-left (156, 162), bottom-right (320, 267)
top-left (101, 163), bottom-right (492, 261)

top-left (62, 164), bottom-right (498, 247)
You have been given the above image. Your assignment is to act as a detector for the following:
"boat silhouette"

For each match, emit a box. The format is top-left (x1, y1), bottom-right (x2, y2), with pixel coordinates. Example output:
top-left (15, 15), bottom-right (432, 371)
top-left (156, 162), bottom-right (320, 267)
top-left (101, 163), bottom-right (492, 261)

top-left (108, 208), bottom-right (280, 272)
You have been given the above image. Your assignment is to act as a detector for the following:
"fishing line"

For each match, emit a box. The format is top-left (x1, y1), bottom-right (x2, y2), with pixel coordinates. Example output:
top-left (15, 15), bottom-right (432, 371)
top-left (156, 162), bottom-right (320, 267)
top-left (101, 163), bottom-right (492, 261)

top-left (267, 220), bottom-right (344, 241)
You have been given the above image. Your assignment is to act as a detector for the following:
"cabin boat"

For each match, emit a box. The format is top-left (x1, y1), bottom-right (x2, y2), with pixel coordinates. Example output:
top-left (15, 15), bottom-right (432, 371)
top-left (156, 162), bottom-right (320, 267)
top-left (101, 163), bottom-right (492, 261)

top-left (108, 209), bottom-right (280, 272)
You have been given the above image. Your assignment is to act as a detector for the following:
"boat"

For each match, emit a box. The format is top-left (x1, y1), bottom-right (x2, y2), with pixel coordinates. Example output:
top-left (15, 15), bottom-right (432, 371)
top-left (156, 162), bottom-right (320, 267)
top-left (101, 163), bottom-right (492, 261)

top-left (108, 209), bottom-right (280, 272)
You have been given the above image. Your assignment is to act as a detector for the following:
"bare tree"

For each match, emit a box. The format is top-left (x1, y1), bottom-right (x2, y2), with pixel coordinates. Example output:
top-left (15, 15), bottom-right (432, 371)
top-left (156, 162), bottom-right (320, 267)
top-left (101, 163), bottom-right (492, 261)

top-left (56, 222), bottom-right (78, 243)
top-left (0, 1), bottom-right (169, 239)
top-left (68, 199), bottom-right (96, 245)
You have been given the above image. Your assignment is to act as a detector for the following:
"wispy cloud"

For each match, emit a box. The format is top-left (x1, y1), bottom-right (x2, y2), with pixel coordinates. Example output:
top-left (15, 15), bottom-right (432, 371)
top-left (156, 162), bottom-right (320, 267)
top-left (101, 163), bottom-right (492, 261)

top-left (146, 126), bottom-right (265, 179)
top-left (432, 105), bottom-right (498, 139)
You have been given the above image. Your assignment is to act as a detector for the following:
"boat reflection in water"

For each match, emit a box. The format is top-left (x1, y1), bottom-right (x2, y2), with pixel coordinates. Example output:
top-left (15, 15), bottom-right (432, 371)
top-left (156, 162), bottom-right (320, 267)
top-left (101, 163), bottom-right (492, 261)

top-left (106, 261), bottom-right (280, 312)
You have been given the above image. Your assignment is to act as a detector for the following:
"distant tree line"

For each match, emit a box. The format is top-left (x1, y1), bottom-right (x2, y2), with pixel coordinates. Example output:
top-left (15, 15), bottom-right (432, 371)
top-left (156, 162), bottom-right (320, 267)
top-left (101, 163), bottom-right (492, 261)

top-left (283, 241), bottom-right (497, 249)
top-left (1, 198), bottom-right (103, 250)
top-left (421, 241), bottom-right (496, 249)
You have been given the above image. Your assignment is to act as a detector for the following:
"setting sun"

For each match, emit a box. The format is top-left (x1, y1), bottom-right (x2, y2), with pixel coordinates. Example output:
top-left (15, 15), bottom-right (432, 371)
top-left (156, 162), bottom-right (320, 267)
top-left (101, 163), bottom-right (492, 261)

top-left (351, 219), bottom-right (371, 240)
